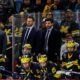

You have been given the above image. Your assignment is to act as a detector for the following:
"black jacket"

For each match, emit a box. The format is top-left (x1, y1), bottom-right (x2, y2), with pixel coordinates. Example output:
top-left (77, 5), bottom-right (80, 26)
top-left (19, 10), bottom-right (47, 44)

top-left (0, 30), bottom-right (7, 54)
top-left (21, 27), bottom-right (41, 55)
top-left (41, 28), bottom-right (62, 62)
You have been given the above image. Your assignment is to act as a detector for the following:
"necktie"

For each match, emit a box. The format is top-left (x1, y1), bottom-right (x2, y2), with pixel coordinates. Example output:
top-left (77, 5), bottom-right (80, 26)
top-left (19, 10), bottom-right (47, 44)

top-left (23, 28), bottom-right (30, 44)
top-left (44, 29), bottom-right (50, 51)
top-left (45, 29), bottom-right (50, 40)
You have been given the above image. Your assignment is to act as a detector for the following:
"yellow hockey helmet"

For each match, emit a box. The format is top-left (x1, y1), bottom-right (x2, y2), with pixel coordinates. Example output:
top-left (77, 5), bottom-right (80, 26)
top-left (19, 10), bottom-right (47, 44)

top-left (0, 54), bottom-right (6, 62)
top-left (23, 44), bottom-right (32, 49)
top-left (67, 41), bottom-right (75, 48)
top-left (37, 54), bottom-right (47, 63)
top-left (21, 54), bottom-right (32, 63)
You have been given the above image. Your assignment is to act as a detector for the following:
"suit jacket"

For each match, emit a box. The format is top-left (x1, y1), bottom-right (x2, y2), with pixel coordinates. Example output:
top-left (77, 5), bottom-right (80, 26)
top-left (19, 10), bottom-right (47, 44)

top-left (41, 28), bottom-right (62, 61)
top-left (0, 30), bottom-right (7, 54)
top-left (21, 27), bottom-right (41, 55)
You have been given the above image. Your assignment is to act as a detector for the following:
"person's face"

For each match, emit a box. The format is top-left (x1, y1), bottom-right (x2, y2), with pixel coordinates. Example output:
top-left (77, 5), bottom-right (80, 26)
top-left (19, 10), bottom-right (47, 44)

top-left (26, 18), bottom-right (34, 27)
top-left (65, 11), bottom-right (73, 19)
top-left (46, 12), bottom-right (53, 18)
top-left (67, 47), bottom-right (74, 53)
top-left (39, 62), bottom-right (47, 68)
top-left (69, 0), bottom-right (76, 3)
top-left (22, 48), bottom-right (31, 54)
top-left (36, 0), bottom-right (41, 5)
top-left (24, 0), bottom-right (30, 5)
top-left (22, 62), bottom-right (31, 69)
top-left (9, 16), bottom-right (13, 23)
top-left (45, 21), bottom-right (53, 28)
top-left (47, 0), bottom-right (52, 4)
top-left (66, 37), bottom-right (73, 42)
top-left (54, 0), bottom-right (60, 4)
top-left (42, 22), bottom-right (46, 28)
top-left (78, 0), bottom-right (80, 4)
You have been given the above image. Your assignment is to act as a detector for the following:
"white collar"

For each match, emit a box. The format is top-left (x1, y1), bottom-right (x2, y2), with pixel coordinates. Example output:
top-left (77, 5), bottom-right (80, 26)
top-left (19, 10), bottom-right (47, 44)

top-left (47, 26), bottom-right (53, 30)
top-left (26, 25), bottom-right (34, 30)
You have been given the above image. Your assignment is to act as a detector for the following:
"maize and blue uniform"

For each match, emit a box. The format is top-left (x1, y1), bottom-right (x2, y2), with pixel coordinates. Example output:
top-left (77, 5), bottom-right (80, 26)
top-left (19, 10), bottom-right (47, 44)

top-left (62, 51), bottom-right (79, 70)
top-left (39, 61), bottom-right (59, 80)
top-left (0, 54), bottom-right (10, 79)
top-left (15, 62), bottom-right (40, 80)
top-left (62, 51), bottom-right (80, 78)
top-left (0, 69), bottom-right (12, 79)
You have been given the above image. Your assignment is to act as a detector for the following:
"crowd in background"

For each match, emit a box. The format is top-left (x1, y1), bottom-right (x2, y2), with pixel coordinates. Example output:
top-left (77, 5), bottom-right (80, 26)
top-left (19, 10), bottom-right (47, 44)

top-left (0, 0), bottom-right (80, 23)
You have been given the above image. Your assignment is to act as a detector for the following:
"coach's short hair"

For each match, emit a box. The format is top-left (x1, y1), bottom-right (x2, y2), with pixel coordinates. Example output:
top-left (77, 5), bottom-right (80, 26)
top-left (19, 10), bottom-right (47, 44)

top-left (45, 18), bottom-right (54, 23)
top-left (25, 16), bottom-right (35, 21)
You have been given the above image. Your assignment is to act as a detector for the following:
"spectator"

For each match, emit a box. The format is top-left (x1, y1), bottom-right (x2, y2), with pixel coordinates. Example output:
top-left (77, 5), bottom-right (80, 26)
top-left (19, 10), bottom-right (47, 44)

top-left (0, 21), bottom-right (4, 30)
top-left (20, 0), bottom-right (34, 13)
top-left (46, 11), bottom-right (60, 30)
top-left (42, 0), bottom-right (54, 17)
top-left (60, 33), bottom-right (79, 60)
top-left (14, 0), bottom-right (23, 13)
top-left (41, 11), bottom-right (60, 30)
top-left (6, 15), bottom-right (13, 30)
top-left (68, 0), bottom-right (77, 11)
top-left (33, 0), bottom-right (44, 12)
top-left (60, 9), bottom-right (79, 37)
top-left (75, 0), bottom-right (80, 11)
top-left (6, 0), bottom-right (15, 15)
top-left (53, 0), bottom-right (65, 10)
top-left (61, 0), bottom-right (69, 10)
top-left (40, 18), bottom-right (46, 29)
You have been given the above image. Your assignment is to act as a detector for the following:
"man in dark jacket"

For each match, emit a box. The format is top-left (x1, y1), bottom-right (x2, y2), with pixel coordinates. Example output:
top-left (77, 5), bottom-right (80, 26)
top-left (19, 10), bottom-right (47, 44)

top-left (41, 18), bottom-right (62, 62)
top-left (0, 29), bottom-right (7, 54)
top-left (21, 16), bottom-right (41, 55)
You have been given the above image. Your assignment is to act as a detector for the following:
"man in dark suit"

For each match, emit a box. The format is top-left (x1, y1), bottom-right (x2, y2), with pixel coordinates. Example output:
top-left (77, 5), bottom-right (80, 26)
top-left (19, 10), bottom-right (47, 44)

top-left (41, 18), bottom-right (62, 62)
top-left (21, 16), bottom-right (41, 55)
top-left (0, 29), bottom-right (7, 54)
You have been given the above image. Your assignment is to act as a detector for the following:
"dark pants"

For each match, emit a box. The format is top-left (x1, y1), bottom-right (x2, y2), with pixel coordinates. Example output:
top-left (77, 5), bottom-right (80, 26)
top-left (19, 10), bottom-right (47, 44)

top-left (43, 51), bottom-right (58, 63)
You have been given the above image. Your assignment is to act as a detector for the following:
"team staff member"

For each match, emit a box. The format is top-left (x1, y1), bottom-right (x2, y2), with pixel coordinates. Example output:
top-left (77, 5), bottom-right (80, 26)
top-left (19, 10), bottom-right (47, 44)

top-left (41, 18), bottom-right (62, 62)
top-left (20, 16), bottom-right (41, 55)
